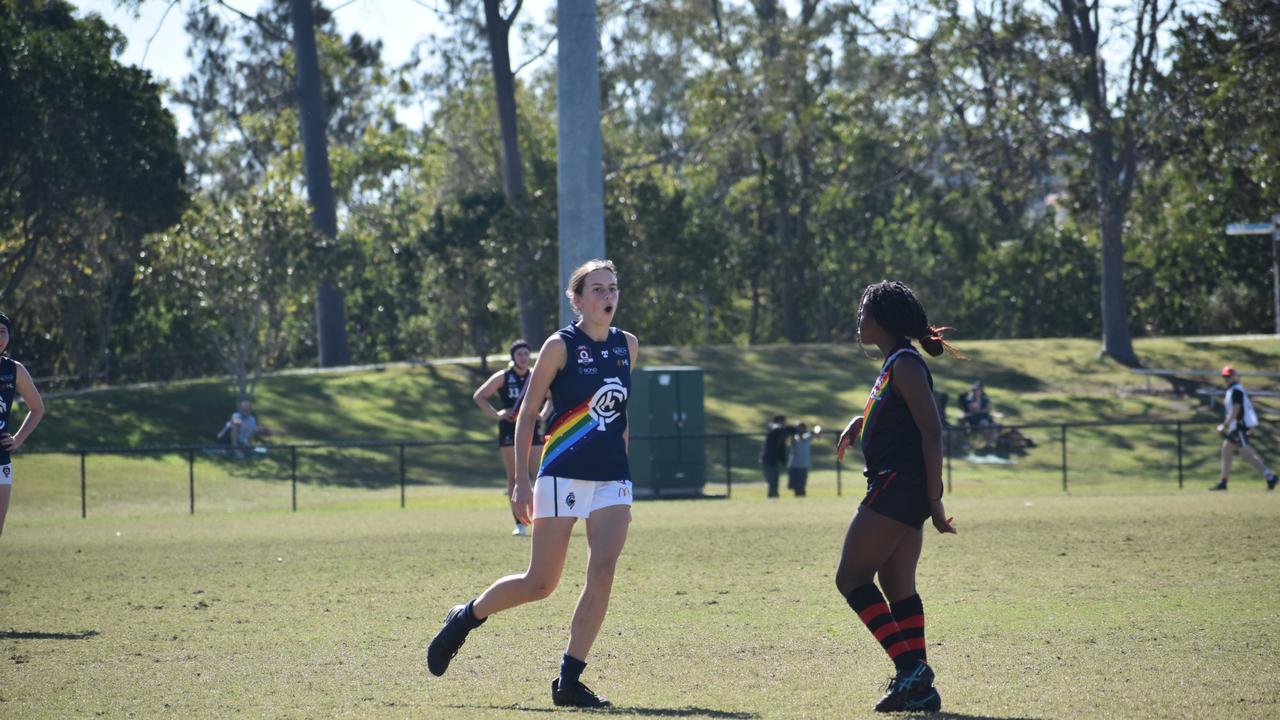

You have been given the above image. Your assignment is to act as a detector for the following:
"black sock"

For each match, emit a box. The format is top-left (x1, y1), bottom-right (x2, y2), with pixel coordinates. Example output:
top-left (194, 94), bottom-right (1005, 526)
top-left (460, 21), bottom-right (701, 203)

top-left (559, 653), bottom-right (587, 687)
top-left (461, 598), bottom-right (486, 629)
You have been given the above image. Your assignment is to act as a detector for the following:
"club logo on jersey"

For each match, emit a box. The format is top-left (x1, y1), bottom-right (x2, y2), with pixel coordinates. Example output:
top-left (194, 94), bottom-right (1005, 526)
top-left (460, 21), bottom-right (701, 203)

top-left (600, 348), bottom-right (610, 358)
top-left (565, 491), bottom-right (576, 509)
top-left (577, 346), bottom-right (593, 364)
top-left (588, 378), bottom-right (628, 430)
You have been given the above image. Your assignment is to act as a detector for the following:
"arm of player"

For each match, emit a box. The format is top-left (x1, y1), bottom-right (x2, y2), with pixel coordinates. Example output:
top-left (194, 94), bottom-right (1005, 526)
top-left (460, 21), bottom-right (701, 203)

top-left (472, 370), bottom-right (509, 421)
top-left (1, 362), bottom-right (44, 452)
top-left (895, 358), bottom-right (955, 535)
top-left (512, 335), bottom-right (565, 524)
top-left (836, 416), bottom-right (863, 462)
top-left (623, 331), bottom-right (639, 455)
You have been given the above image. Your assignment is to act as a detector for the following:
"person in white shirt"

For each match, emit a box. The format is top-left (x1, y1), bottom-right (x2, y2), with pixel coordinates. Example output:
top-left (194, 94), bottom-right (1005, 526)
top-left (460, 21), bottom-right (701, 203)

top-left (1211, 365), bottom-right (1277, 491)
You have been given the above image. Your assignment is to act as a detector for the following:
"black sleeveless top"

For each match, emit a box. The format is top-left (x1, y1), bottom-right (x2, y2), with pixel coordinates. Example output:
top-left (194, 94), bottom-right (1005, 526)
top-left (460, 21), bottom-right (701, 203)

top-left (858, 345), bottom-right (933, 475)
top-left (0, 357), bottom-right (17, 465)
top-left (498, 367), bottom-right (530, 431)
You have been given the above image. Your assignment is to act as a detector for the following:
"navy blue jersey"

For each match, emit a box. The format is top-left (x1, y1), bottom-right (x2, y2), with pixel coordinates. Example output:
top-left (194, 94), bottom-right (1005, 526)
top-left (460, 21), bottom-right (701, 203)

top-left (537, 324), bottom-right (631, 481)
top-left (498, 367), bottom-right (542, 444)
top-left (0, 357), bottom-right (15, 465)
top-left (858, 345), bottom-right (933, 474)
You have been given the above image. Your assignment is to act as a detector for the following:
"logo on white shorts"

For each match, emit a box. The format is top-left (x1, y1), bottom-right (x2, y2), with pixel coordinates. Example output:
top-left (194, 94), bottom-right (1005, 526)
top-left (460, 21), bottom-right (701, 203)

top-left (588, 378), bottom-right (628, 430)
top-left (3, 466), bottom-right (10, 478)
top-left (565, 491), bottom-right (576, 509)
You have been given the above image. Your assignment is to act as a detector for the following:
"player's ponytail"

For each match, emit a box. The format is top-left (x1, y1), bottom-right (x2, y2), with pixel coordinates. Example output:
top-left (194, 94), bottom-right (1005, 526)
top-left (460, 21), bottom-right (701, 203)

top-left (859, 281), bottom-right (964, 358)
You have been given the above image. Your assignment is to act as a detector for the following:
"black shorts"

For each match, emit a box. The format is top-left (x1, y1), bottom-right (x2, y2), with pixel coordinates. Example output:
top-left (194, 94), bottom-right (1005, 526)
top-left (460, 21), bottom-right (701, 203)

top-left (498, 422), bottom-right (545, 448)
top-left (860, 466), bottom-right (929, 529)
top-left (1224, 426), bottom-right (1251, 448)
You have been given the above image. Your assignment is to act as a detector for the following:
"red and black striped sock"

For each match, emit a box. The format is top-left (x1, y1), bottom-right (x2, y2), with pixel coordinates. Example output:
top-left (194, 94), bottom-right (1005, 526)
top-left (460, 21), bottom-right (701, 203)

top-left (890, 593), bottom-right (927, 664)
top-left (845, 583), bottom-right (916, 672)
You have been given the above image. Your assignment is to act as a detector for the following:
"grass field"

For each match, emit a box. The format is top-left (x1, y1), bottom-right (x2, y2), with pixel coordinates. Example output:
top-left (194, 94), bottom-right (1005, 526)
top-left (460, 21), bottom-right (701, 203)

top-left (3, 486), bottom-right (1279, 718)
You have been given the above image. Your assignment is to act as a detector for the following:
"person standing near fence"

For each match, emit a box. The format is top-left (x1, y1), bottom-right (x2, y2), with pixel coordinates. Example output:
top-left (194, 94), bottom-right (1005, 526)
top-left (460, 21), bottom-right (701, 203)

top-left (834, 281), bottom-right (957, 713)
top-left (472, 339), bottom-right (550, 536)
top-left (787, 421), bottom-right (816, 497)
top-left (1211, 365), bottom-right (1277, 491)
top-left (428, 259), bottom-right (637, 709)
top-left (0, 313), bottom-right (46, 536)
top-left (761, 414), bottom-right (790, 497)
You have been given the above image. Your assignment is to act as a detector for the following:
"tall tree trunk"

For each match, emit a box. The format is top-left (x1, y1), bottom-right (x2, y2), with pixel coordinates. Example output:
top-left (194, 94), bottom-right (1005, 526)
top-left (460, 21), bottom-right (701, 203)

top-left (290, 0), bottom-right (350, 367)
top-left (484, 0), bottom-right (546, 344)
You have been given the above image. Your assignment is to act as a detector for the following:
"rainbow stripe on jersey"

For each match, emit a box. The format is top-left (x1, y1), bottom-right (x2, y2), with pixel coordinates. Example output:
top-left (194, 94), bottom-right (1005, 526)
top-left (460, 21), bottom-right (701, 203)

top-left (538, 377), bottom-right (628, 475)
top-left (858, 348), bottom-right (918, 449)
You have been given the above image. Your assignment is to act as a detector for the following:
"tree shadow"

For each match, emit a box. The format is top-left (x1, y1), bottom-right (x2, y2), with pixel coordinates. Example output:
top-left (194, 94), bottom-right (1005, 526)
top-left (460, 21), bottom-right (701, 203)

top-left (923, 714), bottom-right (1042, 720)
top-left (0, 629), bottom-right (100, 640)
top-left (453, 705), bottom-right (757, 718)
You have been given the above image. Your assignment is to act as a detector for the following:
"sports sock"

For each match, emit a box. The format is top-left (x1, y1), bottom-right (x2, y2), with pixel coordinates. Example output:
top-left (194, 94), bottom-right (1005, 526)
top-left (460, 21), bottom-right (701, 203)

top-left (889, 593), bottom-right (927, 664)
top-left (461, 598), bottom-right (486, 629)
top-left (845, 583), bottom-right (915, 672)
top-left (559, 653), bottom-right (587, 687)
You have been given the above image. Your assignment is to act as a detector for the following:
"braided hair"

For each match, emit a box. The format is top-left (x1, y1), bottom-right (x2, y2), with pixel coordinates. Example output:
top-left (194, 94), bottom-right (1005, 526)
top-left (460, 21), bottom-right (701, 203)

top-left (857, 281), bottom-right (956, 357)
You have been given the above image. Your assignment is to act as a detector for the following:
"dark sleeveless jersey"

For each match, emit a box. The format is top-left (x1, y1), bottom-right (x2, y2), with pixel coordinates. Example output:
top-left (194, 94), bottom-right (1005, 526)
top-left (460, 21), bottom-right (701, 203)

top-left (537, 324), bottom-right (631, 481)
top-left (0, 357), bottom-right (16, 465)
top-left (857, 345), bottom-right (933, 474)
top-left (498, 366), bottom-right (543, 441)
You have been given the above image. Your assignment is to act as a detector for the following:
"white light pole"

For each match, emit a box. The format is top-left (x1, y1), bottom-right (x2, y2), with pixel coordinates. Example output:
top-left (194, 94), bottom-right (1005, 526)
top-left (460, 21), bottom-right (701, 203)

top-left (1226, 213), bottom-right (1280, 334)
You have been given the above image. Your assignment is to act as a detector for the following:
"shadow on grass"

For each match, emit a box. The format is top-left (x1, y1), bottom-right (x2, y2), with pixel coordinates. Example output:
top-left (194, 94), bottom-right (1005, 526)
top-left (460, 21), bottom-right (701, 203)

top-left (1, 629), bottom-right (99, 640)
top-left (921, 707), bottom-right (1049, 712)
top-left (456, 705), bottom-right (757, 718)
top-left (920, 714), bottom-right (1042, 720)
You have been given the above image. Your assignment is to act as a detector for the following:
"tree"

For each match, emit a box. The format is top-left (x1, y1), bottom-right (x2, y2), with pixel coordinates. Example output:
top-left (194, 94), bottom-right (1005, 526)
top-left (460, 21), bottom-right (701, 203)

top-left (1052, 0), bottom-right (1178, 366)
top-left (0, 0), bottom-right (186, 381)
top-left (290, 0), bottom-right (350, 366)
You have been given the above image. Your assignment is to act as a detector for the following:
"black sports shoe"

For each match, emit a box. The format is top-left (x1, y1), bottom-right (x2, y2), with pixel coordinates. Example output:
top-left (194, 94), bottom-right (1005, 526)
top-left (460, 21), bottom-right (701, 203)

top-left (901, 685), bottom-right (942, 712)
top-left (1266, 472), bottom-right (1277, 491)
top-left (551, 677), bottom-right (612, 708)
top-left (426, 603), bottom-right (478, 676)
top-left (1210, 479), bottom-right (1228, 491)
top-left (874, 660), bottom-right (935, 712)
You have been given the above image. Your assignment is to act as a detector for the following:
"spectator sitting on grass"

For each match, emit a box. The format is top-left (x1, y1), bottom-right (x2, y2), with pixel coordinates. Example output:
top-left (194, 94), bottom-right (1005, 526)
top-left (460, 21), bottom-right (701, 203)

top-left (217, 399), bottom-right (265, 457)
top-left (959, 381), bottom-right (998, 451)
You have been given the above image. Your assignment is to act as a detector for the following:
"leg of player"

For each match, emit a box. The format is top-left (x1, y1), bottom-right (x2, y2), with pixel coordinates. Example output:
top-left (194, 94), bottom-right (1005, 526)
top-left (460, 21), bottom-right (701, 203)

top-left (426, 517), bottom-right (575, 677)
top-left (0, 482), bottom-right (11, 536)
top-left (500, 446), bottom-right (526, 535)
top-left (554, 504), bottom-right (630, 708)
top-left (878, 529), bottom-right (941, 712)
top-left (834, 507), bottom-right (934, 713)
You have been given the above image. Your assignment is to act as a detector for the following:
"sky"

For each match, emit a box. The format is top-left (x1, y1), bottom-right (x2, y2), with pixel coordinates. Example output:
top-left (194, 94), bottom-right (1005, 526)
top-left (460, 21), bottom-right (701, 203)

top-left (77, 0), bottom-right (557, 129)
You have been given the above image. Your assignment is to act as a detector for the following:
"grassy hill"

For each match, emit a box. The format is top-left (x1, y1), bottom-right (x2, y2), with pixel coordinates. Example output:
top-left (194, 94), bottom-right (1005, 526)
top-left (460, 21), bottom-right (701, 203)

top-left (13, 335), bottom-right (1280, 519)
top-left (29, 335), bottom-right (1280, 449)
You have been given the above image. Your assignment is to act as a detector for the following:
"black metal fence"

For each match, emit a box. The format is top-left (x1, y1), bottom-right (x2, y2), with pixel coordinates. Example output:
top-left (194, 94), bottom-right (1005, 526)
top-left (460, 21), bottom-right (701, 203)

top-left (22, 418), bottom-right (1273, 518)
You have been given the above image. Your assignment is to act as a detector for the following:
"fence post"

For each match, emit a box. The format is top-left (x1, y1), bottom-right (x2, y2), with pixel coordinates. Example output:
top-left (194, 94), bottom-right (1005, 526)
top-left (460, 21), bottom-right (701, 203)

top-left (399, 443), bottom-right (406, 509)
top-left (290, 445), bottom-right (298, 512)
top-left (1176, 421), bottom-right (1184, 490)
top-left (723, 435), bottom-right (732, 499)
top-left (945, 427), bottom-right (953, 495)
top-left (188, 449), bottom-right (195, 515)
top-left (80, 451), bottom-right (87, 519)
top-left (1061, 424), bottom-right (1068, 492)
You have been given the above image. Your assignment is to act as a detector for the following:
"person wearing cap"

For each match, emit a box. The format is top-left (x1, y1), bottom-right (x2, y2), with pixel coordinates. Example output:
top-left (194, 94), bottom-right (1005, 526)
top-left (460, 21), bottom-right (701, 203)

top-left (473, 339), bottom-right (551, 536)
top-left (958, 381), bottom-right (997, 452)
top-left (1211, 365), bottom-right (1277, 491)
top-left (0, 312), bottom-right (45, 536)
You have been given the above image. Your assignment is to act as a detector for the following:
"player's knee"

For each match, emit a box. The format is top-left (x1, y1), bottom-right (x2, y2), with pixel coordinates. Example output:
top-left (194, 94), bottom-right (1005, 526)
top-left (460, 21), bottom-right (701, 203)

top-left (835, 568), bottom-right (867, 597)
top-left (524, 574), bottom-right (559, 600)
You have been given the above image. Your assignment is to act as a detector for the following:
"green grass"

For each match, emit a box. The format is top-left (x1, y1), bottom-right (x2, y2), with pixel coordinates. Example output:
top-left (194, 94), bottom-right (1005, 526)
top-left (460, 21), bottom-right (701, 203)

top-left (3, 488), bottom-right (1279, 718)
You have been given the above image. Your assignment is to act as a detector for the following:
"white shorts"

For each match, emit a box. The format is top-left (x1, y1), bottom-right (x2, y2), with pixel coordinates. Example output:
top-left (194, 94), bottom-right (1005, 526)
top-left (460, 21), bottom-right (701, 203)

top-left (533, 476), bottom-right (632, 520)
top-left (0, 464), bottom-right (11, 486)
